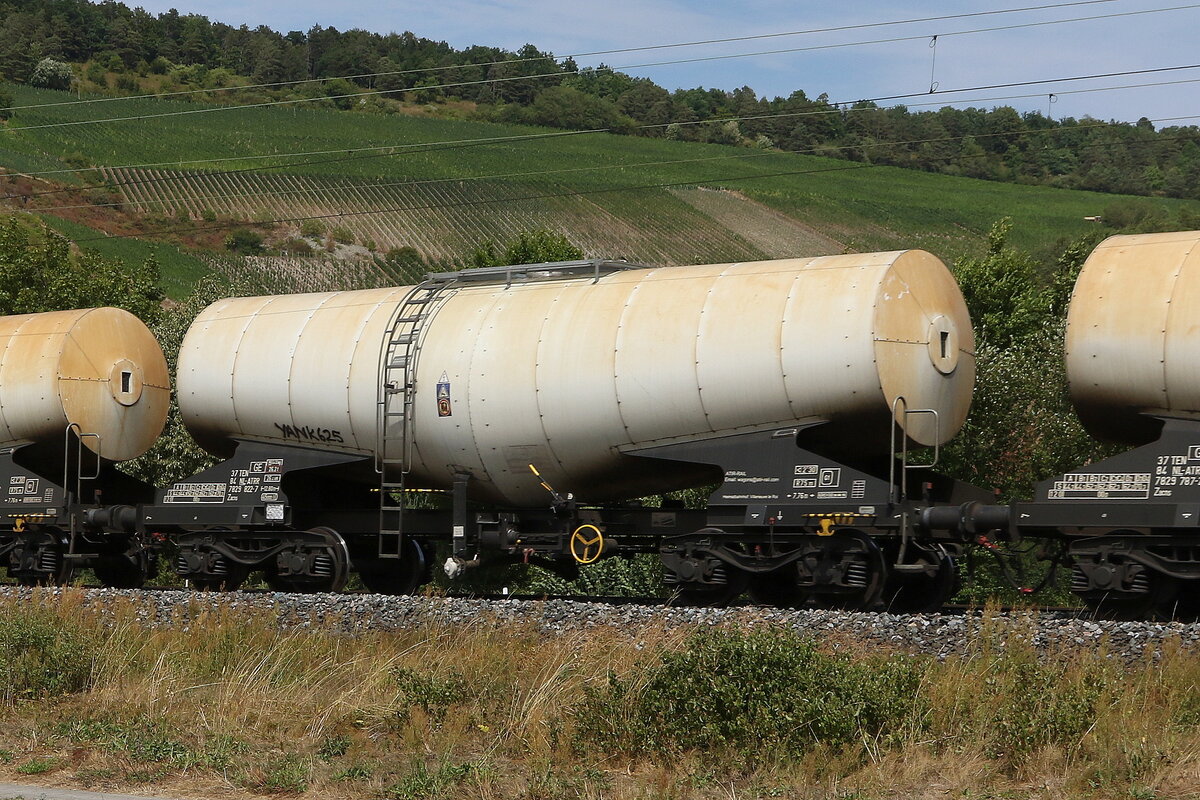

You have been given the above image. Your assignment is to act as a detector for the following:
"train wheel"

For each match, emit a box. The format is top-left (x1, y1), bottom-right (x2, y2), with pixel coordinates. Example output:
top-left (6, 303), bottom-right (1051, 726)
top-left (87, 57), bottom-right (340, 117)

top-left (266, 527), bottom-right (350, 593)
top-left (1083, 569), bottom-right (1178, 621)
top-left (881, 545), bottom-right (959, 613)
top-left (747, 567), bottom-right (807, 608)
top-left (94, 547), bottom-right (153, 589)
top-left (356, 539), bottom-right (428, 595)
top-left (11, 532), bottom-right (73, 586)
top-left (676, 568), bottom-right (748, 607)
top-left (805, 530), bottom-right (887, 611)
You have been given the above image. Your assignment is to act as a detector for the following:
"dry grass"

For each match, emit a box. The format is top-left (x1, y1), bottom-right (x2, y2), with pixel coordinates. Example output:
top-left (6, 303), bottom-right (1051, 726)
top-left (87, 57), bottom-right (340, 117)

top-left (0, 591), bottom-right (1197, 799)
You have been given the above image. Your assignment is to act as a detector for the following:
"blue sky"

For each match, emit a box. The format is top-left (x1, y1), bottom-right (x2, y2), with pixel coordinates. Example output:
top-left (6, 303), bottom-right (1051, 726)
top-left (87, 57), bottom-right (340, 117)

top-left (130, 0), bottom-right (1199, 125)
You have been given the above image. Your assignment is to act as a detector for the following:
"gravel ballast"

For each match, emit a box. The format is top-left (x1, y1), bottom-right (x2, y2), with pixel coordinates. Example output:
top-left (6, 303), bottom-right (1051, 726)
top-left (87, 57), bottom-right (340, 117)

top-left (3, 586), bottom-right (1198, 661)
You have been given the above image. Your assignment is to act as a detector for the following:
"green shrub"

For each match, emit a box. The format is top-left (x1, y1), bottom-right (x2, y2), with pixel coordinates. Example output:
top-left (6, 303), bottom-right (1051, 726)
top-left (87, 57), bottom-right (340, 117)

top-left (16, 756), bottom-right (60, 774)
top-left (0, 609), bottom-right (94, 701)
top-left (575, 628), bottom-right (920, 757)
top-left (330, 226), bottom-right (355, 245)
top-left (254, 753), bottom-right (310, 793)
top-left (392, 666), bottom-right (468, 723)
top-left (384, 760), bottom-right (474, 800)
top-left (224, 227), bottom-right (264, 254)
top-left (281, 237), bottom-right (313, 255)
top-left (973, 657), bottom-right (1109, 758)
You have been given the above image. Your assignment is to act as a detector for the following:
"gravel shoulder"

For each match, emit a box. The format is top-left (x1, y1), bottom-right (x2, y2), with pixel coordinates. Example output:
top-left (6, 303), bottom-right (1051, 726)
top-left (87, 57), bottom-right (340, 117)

top-left (3, 586), bottom-right (1197, 661)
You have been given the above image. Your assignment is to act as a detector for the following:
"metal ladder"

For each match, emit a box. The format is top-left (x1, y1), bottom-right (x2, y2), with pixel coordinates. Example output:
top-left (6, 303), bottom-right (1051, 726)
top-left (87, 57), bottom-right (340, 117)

top-left (375, 277), bottom-right (457, 558)
top-left (888, 396), bottom-right (940, 571)
top-left (62, 422), bottom-right (101, 560)
top-left (374, 259), bottom-right (647, 558)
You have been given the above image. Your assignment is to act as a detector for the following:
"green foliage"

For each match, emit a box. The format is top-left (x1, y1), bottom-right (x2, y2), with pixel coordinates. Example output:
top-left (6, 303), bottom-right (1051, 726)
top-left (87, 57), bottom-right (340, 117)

top-left (981, 658), bottom-right (1108, 758)
top-left (384, 760), bottom-right (475, 800)
top-left (0, 89), bottom-right (12, 121)
top-left (391, 666), bottom-right (468, 723)
top-left (575, 628), bottom-right (919, 757)
top-left (1099, 198), bottom-right (1179, 232)
top-left (224, 226), bottom-right (264, 254)
top-left (281, 237), bottom-right (313, 255)
top-left (941, 326), bottom-right (1111, 500)
top-left (58, 717), bottom-right (250, 770)
top-left (0, 608), bottom-right (95, 702)
top-left (16, 756), bottom-right (61, 774)
top-left (505, 86), bottom-right (635, 132)
top-left (0, 215), bottom-right (163, 320)
top-left (316, 734), bottom-right (350, 761)
top-left (953, 219), bottom-right (1050, 348)
top-left (468, 229), bottom-right (584, 268)
top-left (519, 554), bottom-right (666, 597)
top-left (253, 753), bottom-right (311, 793)
top-left (1, 0), bottom-right (1200, 200)
top-left (36, 213), bottom-right (211, 300)
top-left (28, 57), bottom-right (73, 91)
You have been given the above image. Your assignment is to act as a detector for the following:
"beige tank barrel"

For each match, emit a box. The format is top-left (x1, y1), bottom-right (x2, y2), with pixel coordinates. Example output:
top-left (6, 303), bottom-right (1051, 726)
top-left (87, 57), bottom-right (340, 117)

top-left (1067, 230), bottom-right (1200, 444)
top-left (0, 307), bottom-right (170, 461)
top-left (178, 251), bottom-right (975, 506)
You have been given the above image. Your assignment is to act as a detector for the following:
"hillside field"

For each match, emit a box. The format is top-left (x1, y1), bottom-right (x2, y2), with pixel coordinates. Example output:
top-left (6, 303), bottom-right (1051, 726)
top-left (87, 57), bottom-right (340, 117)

top-left (2, 82), bottom-right (1197, 297)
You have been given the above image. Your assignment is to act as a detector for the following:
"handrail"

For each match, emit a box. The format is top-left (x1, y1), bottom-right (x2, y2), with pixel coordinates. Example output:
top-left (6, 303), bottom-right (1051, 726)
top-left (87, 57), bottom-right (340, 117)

top-left (888, 397), bottom-right (941, 504)
top-left (62, 423), bottom-right (101, 559)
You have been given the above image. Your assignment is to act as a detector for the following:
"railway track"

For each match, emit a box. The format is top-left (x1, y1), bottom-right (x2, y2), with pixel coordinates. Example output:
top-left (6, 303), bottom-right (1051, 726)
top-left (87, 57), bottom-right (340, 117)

top-left (2, 585), bottom-right (1195, 664)
top-left (10, 580), bottom-right (1088, 616)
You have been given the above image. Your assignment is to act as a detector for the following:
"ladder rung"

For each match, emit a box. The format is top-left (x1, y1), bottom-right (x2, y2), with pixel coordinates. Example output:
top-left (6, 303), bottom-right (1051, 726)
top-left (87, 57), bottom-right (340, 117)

top-left (389, 356), bottom-right (407, 368)
top-left (393, 316), bottom-right (422, 324)
top-left (390, 333), bottom-right (417, 345)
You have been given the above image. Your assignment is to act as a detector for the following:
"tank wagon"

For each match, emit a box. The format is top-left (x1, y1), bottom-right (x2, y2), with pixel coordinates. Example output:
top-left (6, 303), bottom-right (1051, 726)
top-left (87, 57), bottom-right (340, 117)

top-left (141, 251), bottom-right (984, 608)
top-left (0, 307), bottom-right (169, 586)
top-left (925, 229), bottom-right (1200, 617)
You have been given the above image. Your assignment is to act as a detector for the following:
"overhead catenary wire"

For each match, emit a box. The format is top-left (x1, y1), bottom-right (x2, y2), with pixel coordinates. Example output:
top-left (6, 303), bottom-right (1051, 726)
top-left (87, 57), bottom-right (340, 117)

top-left (8, 0), bottom-right (1121, 113)
top-left (34, 112), bottom-right (1200, 216)
top-left (8, 69), bottom-right (1200, 203)
top-left (5, 3), bottom-right (1199, 132)
top-left (64, 125), bottom-right (1200, 245)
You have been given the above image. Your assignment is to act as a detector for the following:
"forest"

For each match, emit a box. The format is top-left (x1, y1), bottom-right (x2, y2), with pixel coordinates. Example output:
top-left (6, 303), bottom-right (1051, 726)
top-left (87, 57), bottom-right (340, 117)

top-left (1, 0), bottom-right (1198, 200)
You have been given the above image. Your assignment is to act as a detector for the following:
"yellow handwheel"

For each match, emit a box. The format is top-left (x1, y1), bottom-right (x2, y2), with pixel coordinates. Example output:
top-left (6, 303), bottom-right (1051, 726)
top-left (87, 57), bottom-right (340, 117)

top-left (570, 524), bottom-right (605, 564)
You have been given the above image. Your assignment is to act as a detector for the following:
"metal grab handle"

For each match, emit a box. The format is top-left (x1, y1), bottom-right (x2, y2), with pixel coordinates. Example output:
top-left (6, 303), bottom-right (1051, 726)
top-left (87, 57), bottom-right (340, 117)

top-left (63, 423), bottom-right (102, 485)
top-left (888, 397), bottom-right (941, 503)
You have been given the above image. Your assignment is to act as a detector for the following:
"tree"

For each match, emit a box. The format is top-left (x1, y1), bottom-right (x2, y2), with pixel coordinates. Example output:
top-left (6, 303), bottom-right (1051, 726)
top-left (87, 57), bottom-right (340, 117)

top-left (952, 218), bottom-right (1050, 348)
top-left (467, 229), bottom-right (584, 268)
top-left (514, 85), bottom-right (633, 132)
top-left (940, 221), bottom-right (1114, 500)
top-left (28, 57), bottom-right (74, 91)
top-left (0, 90), bottom-right (13, 121)
top-left (0, 215), bottom-right (162, 321)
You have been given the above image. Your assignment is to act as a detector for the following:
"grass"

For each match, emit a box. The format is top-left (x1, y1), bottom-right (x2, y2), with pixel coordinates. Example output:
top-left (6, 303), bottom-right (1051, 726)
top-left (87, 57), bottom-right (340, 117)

top-left (0, 591), bottom-right (1198, 799)
top-left (4, 82), bottom-right (1197, 271)
top-left (35, 213), bottom-right (212, 298)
